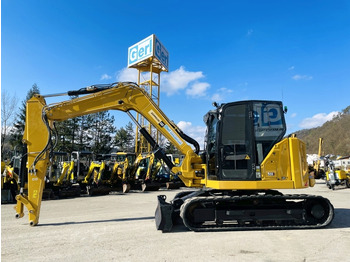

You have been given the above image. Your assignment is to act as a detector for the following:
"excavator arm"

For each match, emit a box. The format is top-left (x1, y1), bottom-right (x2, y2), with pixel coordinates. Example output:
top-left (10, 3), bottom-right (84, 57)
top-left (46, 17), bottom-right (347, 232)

top-left (15, 82), bottom-right (203, 226)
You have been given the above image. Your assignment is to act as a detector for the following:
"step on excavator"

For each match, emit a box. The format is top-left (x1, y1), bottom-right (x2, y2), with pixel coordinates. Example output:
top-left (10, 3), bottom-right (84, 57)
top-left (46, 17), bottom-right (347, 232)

top-left (15, 82), bottom-right (334, 231)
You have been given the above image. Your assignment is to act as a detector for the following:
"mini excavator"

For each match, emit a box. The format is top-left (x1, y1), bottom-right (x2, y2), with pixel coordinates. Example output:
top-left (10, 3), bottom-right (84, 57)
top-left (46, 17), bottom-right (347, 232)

top-left (15, 82), bottom-right (334, 231)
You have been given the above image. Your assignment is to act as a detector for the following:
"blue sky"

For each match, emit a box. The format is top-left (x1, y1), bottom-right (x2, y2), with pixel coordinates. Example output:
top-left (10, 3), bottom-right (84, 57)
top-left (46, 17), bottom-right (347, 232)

top-left (2, 1), bottom-right (350, 148)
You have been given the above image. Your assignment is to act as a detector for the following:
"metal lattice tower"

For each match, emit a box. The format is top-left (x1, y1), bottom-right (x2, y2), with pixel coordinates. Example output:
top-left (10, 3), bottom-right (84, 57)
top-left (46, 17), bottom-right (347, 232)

top-left (127, 34), bottom-right (169, 154)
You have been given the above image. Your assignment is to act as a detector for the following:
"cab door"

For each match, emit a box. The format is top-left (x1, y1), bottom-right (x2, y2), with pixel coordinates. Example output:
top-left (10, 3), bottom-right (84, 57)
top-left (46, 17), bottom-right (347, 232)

top-left (217, 102), bottom-right (256, 181)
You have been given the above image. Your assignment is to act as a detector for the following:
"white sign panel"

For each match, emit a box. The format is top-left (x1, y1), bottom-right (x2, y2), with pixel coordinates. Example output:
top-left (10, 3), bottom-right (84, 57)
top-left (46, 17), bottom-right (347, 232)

top-left (128, 34), bottom-right (169, 71)
top-left (128, 35), bottom-right (153, 68)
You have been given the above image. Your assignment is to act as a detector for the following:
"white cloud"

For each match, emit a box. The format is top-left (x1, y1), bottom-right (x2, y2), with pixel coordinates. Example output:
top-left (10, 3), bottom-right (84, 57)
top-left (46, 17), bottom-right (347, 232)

top-left (211, 93), bottom-right (223, 102)
top-left (290, 113), bottom-right (297, 118)
top-left (100, 74), bottom-right (112, 80)
top-left (211, 87), bottom-right (233, 102)
top-left (161, 66), bottom-right (205, 96)
top-left (115, 66), bottom-right (210, 97)
top-left (186, 82), bottom-right (210, 97)
top-left (292, 74), bottom-right (313, 81)
top-left (288, 66), bottom-right (295, 71)
top-left (246, 29), bottom-right (253, 36)
top-left (299, 111), bottom-right (339, 129)
top-left (116, 68), bottom-right (138, 82)
top-left (177, 121), bottom-right (206, 150)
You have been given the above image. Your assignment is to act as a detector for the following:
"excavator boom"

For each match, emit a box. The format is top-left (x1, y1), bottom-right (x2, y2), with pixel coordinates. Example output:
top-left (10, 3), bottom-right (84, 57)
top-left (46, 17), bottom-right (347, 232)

top-left (15, 82), bottom-right (201, 225)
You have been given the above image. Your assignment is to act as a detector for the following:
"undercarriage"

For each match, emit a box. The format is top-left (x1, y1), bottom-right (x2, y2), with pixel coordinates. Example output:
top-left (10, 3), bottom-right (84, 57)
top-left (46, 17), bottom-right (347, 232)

top-left (155, 189), bottom-right (334, 232)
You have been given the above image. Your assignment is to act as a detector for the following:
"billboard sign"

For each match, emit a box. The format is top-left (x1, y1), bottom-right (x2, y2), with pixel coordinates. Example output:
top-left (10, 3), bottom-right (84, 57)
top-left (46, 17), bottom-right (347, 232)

top-left (128, 34), bottom-right (169, 71)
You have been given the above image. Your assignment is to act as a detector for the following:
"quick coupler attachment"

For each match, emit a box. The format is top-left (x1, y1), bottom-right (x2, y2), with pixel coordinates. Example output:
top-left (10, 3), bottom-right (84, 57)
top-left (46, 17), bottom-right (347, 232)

top-left (155, 195), bottom-right (174, 232)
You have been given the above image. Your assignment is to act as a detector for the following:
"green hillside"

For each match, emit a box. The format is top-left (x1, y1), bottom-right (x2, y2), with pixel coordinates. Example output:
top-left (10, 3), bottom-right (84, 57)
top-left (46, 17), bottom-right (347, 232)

top-left (292, 106), bottom-right (350, 156)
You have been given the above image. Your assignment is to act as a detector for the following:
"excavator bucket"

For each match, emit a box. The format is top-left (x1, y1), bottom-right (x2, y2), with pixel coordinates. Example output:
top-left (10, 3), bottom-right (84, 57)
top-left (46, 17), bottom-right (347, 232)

top-left (122, 183), bottom-right (131, 193)
top-left (155, 195), bottom-right (174, 232)
top-left (165, 182), bottom-right (181, 190)
top-left (141, 182), bottom-right (160, 192)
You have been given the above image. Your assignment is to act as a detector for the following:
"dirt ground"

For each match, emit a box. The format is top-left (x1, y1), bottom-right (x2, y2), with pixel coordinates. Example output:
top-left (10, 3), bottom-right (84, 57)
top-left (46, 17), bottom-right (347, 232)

top-left (1, 180), bottom-right (350, 262)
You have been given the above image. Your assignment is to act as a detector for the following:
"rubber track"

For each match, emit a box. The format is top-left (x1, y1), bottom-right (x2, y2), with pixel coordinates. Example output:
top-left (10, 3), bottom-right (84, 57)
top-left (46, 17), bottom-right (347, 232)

top-left (180, 194), bottom-right (334, 232)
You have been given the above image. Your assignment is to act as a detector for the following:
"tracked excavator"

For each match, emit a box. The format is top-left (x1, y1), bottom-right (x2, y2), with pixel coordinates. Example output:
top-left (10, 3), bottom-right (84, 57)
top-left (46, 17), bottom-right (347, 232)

top-left (15, 82), bottom-right (334, 231)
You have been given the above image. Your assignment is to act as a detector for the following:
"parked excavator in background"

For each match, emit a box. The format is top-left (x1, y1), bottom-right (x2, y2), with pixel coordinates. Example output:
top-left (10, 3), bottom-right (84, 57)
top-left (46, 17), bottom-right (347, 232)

top-left (108, 152), bottom-right (136, 192)
top-left (81, 154), bottom-right (113, 195)
top-left (109, 152), bottom-right (182, 193)
top-left (44, 152), bottom-right (79, 198)
top-left (47, 151), bottom-right (90, 198)
top-left (2, 148), bottom-right (25, 203)
top-left (324, 155), bottom-right (350, 190)
top-left (14, 82), bottom-right (334, 232)
top-left (163, 153), bottom-right (184, 189)
top-left (46, 152), bottom-right (69, 184)
top-left (309, 138), bottom-right (326, 179)
top-left (132, 152), bottom-right (164, 192)
top-left (2, 162), bottom-right (19, 203)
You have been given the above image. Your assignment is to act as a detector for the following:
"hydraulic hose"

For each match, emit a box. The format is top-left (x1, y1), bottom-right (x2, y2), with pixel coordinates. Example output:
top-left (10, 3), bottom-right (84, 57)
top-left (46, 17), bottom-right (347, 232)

top-left (177, 130), bottom-right (200, 155)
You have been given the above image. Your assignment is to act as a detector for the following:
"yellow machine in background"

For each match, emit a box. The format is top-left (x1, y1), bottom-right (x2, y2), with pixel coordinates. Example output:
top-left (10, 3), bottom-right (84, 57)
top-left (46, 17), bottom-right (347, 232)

top-left (46, 152), bottom-right (70, 185)
top-left (15, 82), bottom-right (334, 231)
top-left (2, 164), bottom-right (19, 203)
top-left (81, 158), bottom-right (112, 196)
top-left (109, 152), bottom-right (136, 192)
top-left (108, 152), bottom-right (180, 193)
top-left (54, 160), bottom-right (74, 187)
top-left (2, 151), bottom-right (26, 203)
top-left (132, 152), bottom-right (163, 191)
top-left (48, 152), bottom-right (80, 198)
top-left (310, 138), bottom-right (326, 179)
top-left (324, 156), bottom-right (350, 190)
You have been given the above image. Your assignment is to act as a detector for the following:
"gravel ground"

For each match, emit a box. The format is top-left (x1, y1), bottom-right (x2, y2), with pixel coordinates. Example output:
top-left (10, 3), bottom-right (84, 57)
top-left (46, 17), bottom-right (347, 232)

top-left (1, 180), bottom-right (350, 262)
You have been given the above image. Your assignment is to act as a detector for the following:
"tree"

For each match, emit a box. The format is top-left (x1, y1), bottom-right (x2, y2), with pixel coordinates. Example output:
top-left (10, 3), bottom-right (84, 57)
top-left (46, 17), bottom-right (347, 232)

top-left (114, 122), bottom-right (134, 152)
top-left (88, 111), bottom-right (116, 154)
top-left (1, 90), bottom-right (18, 160)
top-left (342, 105), bottom-right (350, 115)
top-left (54, 115), bottom-right (94, 152)
top-left (10, 84), bottom-right (40, 149)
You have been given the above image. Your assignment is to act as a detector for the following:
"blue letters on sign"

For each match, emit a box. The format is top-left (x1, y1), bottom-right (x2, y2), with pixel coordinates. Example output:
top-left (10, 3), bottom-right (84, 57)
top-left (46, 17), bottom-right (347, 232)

top-left (128, 37), bottom-right (153, 66)
top-left (155, 38), bottom-right (169, 70)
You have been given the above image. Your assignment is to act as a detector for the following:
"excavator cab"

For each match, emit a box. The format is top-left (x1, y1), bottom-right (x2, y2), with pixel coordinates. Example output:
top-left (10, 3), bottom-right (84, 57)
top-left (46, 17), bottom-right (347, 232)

top-left (205, 100), bottom-right (286, 181)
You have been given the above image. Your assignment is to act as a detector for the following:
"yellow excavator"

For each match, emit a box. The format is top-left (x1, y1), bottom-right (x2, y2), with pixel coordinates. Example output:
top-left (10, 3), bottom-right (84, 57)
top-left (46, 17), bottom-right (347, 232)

top-left (15, 82), bottom-right (334, 231)
top-left (132, 152), bottom-right (163, 191)
top-left (309, 138), bottom-right (326, 179)
top-left (108, 152), bottom-right (134, 192)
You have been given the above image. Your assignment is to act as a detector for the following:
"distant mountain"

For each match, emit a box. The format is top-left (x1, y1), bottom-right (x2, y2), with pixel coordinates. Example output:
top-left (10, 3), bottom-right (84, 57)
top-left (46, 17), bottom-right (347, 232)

top-left (292, 106), bottom-right (350, 156)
